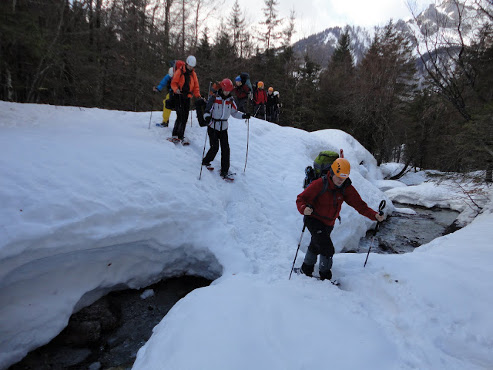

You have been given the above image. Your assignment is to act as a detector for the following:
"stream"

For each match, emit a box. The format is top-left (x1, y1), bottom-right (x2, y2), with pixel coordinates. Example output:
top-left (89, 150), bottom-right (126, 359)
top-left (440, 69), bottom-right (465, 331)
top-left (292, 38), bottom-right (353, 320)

top-left (9, 276), bottom-right (212, 370)
top-left (9, 204), bottom-right (460, 370)
top-left (348, 202), bottom-right (460, 254)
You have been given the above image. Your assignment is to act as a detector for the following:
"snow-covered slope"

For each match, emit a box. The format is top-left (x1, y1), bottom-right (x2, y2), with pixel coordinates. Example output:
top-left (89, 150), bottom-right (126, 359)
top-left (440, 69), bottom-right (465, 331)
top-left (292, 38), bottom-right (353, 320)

top-left (0, 101), bottom-right (389, 368)
top-left (1, 102), bottom-right (492, 369)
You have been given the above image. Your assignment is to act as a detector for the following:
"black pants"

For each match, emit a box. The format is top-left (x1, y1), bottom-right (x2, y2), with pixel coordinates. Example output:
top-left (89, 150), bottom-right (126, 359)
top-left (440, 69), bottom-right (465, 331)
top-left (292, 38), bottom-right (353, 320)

top-left (172, 95), bottom-right (190, 139)
top-left (254, 104), bottom-right (265, 119)
top-left (236, 97), bottom-right (248, 113)
top-left (303, 217), bottom-right (335, 276)
top-left (203, 127), bottom-right (230, 174)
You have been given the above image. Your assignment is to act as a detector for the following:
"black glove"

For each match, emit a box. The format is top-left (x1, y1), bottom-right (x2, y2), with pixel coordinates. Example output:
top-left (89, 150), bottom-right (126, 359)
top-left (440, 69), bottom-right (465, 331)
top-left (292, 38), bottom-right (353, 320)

top-left (242, 113), bottom-right (251, 119)
top-left (204, 113), bottom-right (211, 124)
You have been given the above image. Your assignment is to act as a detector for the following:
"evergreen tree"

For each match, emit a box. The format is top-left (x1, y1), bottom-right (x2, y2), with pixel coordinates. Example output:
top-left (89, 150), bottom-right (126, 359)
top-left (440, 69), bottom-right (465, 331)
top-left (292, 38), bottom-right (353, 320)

top-left (229, 0), bottom-right (249, 58)
top-left (319, 27), bottom-right (355, 130)
top-left (258, 0), bottom-right (283, 51)
top-left (352, 21), bottom-right (417, 164)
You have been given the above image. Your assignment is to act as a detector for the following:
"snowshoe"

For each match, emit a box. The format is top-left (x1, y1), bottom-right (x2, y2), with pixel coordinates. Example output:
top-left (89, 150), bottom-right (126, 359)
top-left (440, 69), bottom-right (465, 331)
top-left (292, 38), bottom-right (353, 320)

top-left (167, 136), bottom-right (181, 144)
top-left (220, 172), bottom-right (235, 182)
top-left (156, 122), bottom-right (168, 127)
top-left (181, 138), bottom-right (190, 146)
top-left (293, 267), bottom-right (340, 286)
top-left (202, 163), bottom-right (214, 171)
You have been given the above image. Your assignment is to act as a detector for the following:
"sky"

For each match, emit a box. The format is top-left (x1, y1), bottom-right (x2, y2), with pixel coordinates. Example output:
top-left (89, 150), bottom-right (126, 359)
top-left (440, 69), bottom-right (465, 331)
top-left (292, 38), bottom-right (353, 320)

top-left (236, 0), bottom-right (437, 41)
top-left (1, 101), bottom-right (492, 369)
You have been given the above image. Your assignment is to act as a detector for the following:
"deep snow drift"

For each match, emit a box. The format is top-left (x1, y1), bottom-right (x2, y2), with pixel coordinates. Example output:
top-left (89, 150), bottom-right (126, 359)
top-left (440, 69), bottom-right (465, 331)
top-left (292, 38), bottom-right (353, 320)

top-left (0, 101), bottom-right (492, 369)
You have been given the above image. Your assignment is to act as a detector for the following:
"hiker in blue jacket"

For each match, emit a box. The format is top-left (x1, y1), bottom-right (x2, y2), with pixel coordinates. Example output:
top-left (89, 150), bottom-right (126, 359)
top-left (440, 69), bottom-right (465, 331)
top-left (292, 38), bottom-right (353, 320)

top-left (153, 67), bottom-right (174, 127)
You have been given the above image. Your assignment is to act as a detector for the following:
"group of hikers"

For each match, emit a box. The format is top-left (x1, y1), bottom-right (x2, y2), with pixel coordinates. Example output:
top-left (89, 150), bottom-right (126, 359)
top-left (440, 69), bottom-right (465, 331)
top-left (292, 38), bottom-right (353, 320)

top-left (228, 74), bottom-right (281, 123)
top-left (153, 55), bottom-right (385, 282)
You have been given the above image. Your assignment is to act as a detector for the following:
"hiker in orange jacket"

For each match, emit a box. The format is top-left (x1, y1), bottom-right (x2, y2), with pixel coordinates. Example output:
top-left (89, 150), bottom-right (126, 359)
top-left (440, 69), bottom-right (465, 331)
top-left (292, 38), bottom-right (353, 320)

top-left (170, 55), bottom-right (201, 143)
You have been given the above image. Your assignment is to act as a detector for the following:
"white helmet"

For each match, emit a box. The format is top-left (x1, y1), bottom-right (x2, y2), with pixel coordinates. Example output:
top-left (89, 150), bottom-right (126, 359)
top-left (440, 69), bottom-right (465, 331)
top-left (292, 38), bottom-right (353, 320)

top-left (168, 67), bottom-right (174, 76)
top-left (274, 91), bottom-right (279, 97)
top-left (186, 55), bottom-right (196, 68)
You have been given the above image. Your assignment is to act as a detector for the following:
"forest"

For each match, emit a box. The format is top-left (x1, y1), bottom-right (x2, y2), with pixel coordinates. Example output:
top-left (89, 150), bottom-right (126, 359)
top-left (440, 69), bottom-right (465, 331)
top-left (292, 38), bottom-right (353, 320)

top-left (1, 0), bottom-right (492, 179)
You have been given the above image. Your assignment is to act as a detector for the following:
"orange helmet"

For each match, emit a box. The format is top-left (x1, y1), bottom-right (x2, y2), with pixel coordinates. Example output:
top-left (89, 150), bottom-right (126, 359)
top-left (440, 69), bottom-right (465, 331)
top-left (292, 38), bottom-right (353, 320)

top-left (220, 78), bottom-right (234, 92)
top-left (257, 81), bottom-right (264, 89)
top-left (268, 86), bottom-right (274, 92)
top-left (331, 158), bottom-right (350, 178)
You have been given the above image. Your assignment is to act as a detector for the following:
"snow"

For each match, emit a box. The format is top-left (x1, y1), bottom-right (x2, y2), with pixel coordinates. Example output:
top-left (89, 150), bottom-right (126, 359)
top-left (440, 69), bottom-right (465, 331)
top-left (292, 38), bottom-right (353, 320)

top-left (1, 101), bottom-right (492, 370)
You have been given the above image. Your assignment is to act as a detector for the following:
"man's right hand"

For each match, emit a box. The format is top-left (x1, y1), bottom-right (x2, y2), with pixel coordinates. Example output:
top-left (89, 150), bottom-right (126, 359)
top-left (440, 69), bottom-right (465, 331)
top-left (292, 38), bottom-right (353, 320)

top-left (303, 206), bottom-right (313, 216)
top-left (153, 86), bottom-right (159, 93)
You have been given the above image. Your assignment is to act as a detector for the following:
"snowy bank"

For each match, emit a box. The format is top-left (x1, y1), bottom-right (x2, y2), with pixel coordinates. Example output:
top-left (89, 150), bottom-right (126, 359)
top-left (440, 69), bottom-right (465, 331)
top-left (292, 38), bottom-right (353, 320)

top-left (0, 102), bottom-right (389, 368)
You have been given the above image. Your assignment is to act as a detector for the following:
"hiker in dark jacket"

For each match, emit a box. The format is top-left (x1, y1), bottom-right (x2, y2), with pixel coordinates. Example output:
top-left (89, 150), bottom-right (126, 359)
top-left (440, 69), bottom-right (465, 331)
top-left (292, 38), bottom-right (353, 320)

top-left (202, 78), bottom-right (250, 178)
top-left (266, 86), bottom-right (279, 123)
top-left (233, 75), bottom-right (252, 113)
top-left (296, 158), bottom-right (385, 280)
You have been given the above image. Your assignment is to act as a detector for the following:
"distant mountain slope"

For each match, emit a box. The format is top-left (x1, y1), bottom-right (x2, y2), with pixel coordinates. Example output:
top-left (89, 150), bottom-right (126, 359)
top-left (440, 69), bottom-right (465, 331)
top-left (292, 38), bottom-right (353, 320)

top-left (292, 0), bottom-right (488, 68)
top-left (292, 25), bottom-right (372, 67)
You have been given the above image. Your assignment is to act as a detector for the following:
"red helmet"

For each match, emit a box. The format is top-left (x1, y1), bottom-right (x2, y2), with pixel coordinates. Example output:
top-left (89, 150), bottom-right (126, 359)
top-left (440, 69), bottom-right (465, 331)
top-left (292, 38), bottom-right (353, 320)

top-left (220, 78), bottom-right (234, 92)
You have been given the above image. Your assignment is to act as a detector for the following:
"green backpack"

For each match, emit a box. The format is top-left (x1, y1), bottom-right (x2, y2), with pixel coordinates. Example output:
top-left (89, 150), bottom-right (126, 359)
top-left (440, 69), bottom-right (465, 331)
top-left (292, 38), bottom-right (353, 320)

top-left (303, 150), bottom-right (340, 188)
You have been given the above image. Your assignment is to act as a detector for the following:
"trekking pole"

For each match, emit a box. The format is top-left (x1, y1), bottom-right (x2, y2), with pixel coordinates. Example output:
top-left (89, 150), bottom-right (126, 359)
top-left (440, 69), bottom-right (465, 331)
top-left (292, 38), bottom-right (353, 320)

top-left (244, 118), bottom-right (250, 173)
top-left (364, 200), bottom-right (386, 267)
top-left (289, 222), bottom-right (307, 280)
top-left (199, 129), bottom-right (209, 180)
top-left (148, 97), bottom-right (154, 129)
top-left (254, 105), bottom-right (261, 118)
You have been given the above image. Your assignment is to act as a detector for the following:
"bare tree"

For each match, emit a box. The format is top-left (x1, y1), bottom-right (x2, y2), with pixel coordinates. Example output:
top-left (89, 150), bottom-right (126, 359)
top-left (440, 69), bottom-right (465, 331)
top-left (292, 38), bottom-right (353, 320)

top-left (27, 0), bottom-right (66, 103)
top-left (282, 8), bottom-right (296, 47)
top-left (408, 0), bottom-right (476, 120)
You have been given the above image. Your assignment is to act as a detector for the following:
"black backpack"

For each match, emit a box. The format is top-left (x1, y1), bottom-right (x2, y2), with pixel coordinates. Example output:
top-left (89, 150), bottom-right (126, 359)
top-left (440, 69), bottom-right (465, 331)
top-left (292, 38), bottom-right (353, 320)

top-left (240, 72), bottom-right (252, 91)
top-left (195, 98), bottom-right (208, 127)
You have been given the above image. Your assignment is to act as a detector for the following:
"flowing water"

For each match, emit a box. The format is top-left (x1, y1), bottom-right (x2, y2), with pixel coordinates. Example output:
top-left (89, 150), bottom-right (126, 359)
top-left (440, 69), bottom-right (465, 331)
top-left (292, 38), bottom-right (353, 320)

top-left (10, 276), bottom-right (212, 370)
top-left (348, 203), bottom-right (460, 255)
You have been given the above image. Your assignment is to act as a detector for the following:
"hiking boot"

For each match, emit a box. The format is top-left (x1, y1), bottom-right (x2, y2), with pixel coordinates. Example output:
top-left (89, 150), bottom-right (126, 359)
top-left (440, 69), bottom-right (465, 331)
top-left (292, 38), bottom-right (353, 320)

top-left (161, 121), bottom-right (169, 127)
top-left (202, 161), bottom-right (211, 166)
top-left (300, 263), bottom-right (314, 277)
top-left (319, 269), bottom-right (332, 281)
top-left (181, 137), bottom-right (190, 145)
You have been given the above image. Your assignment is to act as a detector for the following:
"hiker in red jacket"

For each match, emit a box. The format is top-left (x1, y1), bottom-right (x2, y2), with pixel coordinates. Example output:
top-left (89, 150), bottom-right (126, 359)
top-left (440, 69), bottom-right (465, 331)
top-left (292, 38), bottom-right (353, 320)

top-left (296, 158), bottom-right (385, 280)
top-left (253, 81), bottom-right (267, 119)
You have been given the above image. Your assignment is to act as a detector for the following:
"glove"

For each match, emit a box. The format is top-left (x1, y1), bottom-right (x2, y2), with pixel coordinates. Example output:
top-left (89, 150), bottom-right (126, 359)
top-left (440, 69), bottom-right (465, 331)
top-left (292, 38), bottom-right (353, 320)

top-left (242, 113), bottom-right (251, 119)
top-left (153, 86), bottom-right (159, 93)
top-left (303, 206), bottom-right (313, 216)
top-left (204, 113), bottom-right (211, 124)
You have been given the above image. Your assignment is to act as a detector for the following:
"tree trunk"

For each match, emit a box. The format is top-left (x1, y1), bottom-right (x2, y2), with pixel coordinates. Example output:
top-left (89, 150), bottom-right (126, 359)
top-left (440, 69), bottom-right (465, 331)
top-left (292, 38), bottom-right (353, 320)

top-left (487, 160), bottom-right (493, 183)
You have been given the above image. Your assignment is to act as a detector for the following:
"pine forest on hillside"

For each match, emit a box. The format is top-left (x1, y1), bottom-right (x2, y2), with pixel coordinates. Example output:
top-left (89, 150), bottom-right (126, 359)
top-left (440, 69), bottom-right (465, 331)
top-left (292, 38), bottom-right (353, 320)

top-left (1, 0), bottom-right (492, 179)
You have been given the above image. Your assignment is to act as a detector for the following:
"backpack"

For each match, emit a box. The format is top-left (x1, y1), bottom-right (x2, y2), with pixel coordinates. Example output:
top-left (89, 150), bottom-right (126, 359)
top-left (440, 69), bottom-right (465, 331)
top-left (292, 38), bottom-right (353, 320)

top-left (240, 72), bottom-right (252, 91)
top-left (195, 98), bottom-right (208, 127)
top-left (303, 150), bottom-right (340, 189)
top-left (165, 60), bottom-right (186, 110)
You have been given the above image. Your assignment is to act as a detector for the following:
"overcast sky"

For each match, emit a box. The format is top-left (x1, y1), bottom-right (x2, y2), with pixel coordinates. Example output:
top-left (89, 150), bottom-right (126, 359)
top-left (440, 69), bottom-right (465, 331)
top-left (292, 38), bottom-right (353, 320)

top-left (234, 0), bottom-right (436, 41)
